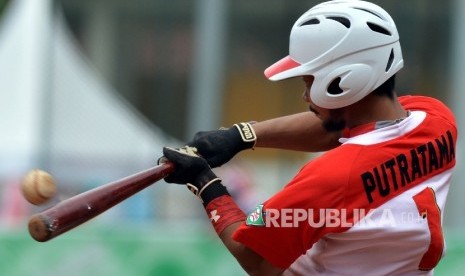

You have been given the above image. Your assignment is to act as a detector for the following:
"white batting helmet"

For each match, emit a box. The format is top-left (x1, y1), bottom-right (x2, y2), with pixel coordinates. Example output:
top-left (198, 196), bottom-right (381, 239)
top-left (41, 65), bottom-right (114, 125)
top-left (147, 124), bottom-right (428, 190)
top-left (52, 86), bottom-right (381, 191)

top-left (264, 0), bottom-right (403, 109)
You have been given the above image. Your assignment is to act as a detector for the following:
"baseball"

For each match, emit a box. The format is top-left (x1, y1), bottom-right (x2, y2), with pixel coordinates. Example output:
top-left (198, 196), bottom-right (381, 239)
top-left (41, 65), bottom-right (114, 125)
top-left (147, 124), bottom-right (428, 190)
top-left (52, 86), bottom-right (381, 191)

top-left (21, 169), bottom-right (57, 205)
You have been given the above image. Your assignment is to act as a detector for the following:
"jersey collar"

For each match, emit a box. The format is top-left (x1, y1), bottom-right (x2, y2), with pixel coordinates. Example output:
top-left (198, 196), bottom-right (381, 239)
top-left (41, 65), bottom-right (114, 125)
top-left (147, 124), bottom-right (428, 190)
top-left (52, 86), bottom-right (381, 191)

top-left (342, 111), bottom-right (411, 138)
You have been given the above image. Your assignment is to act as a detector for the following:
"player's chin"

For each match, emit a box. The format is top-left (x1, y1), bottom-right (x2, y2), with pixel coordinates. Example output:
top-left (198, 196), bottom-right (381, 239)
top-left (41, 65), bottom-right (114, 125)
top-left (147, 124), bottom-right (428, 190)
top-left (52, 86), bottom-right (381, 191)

top-left (322, 119), bottom-right (346, 132)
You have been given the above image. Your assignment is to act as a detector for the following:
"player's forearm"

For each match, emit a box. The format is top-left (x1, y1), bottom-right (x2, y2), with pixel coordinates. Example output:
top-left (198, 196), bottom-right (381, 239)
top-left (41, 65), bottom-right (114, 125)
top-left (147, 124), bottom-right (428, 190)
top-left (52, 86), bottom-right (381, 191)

top-left (203, 193), bottom-right (283, 275)
top-left (252, 112), bottom-right (341, 152)
top-left (219, 222), bottom-right (284, 276)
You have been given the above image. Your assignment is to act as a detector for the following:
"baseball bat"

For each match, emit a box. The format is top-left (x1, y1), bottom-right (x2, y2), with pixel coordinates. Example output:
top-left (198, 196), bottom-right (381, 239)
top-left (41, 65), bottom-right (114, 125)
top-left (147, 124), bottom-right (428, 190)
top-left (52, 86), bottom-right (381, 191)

top-left (28, 162), bottom-right (175, 242)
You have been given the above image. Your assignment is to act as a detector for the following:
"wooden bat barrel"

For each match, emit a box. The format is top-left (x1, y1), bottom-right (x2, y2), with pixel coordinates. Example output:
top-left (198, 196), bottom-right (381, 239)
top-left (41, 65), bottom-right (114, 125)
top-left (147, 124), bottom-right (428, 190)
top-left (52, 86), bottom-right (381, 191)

top-left (28, 162), bottom-right (175, 242)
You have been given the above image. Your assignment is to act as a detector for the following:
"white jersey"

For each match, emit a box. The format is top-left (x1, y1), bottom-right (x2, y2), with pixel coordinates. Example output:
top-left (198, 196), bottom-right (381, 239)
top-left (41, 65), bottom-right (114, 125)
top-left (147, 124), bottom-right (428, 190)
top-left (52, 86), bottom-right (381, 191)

top-left (234, 96), bottom-right (457, 275)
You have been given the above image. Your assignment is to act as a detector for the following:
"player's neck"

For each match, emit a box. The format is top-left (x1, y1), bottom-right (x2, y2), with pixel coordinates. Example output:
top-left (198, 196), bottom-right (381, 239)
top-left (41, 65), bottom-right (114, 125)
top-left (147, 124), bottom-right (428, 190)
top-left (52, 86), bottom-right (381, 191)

top-left (344, 93), bottom-right (407, 129)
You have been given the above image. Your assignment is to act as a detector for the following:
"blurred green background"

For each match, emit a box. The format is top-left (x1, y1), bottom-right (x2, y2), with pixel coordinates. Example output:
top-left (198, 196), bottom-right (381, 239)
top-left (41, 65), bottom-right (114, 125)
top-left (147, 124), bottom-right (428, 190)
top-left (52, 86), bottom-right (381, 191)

top-left (0, 226), bottom-right (464, 276)
top-left (0, 0), bottom-right (464, 275)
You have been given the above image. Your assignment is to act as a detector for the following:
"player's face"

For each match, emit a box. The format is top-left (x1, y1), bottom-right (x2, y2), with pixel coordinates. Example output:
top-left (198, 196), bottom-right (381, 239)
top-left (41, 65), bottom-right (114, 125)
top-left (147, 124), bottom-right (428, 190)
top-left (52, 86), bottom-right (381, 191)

top-left (302, 76), bottom-right (346, 132)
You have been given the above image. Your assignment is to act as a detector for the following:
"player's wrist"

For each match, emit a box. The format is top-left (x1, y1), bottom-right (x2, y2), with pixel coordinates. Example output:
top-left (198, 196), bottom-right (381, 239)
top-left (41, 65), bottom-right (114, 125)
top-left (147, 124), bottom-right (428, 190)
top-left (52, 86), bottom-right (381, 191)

top-left (200, 180), bottom-right (229, 206)
top-left (204, 195), bottom-right (246, 235)
top-left (187, 170), bottom-right (229, 205)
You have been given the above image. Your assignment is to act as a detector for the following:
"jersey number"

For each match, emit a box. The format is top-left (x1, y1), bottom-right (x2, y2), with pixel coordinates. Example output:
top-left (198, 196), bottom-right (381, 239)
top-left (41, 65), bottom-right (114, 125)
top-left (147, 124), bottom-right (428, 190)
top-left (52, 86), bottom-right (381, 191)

top-left (412, 187), bottom-right (444, 271)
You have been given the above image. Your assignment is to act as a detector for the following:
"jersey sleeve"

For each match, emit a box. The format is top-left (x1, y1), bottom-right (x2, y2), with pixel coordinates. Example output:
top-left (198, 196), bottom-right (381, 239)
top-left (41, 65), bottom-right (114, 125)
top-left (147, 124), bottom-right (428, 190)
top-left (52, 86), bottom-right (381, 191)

top-left (232, 153), bottom-right (354, 268)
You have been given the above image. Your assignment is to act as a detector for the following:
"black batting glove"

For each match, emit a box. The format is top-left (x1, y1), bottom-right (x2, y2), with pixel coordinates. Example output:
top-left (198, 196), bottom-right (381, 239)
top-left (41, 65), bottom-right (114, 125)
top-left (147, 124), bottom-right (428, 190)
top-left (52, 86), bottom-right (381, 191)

top-left (187, 122), bottom-right (257, 168)
top-left (160, 146), bottom-right (229, 205)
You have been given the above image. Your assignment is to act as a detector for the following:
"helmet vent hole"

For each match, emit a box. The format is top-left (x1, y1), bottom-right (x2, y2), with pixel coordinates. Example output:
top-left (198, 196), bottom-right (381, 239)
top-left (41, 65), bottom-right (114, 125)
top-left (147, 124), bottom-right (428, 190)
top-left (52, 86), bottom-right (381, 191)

top-left (327, 77), bottom-right (343, 95)
top-left (367, 22), bottom-right (391, 36)
top-left (326, 16), bottom-right (350, 28)
top-left (301, 18), bottom-right (320, 26)
top-left (386, 48), bottom-right (394, 72)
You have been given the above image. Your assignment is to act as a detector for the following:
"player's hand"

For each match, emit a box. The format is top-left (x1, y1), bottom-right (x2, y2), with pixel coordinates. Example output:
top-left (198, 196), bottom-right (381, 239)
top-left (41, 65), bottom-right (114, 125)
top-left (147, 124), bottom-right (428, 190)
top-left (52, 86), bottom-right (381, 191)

top-left (160, 146), bottom-right (221, 200)
top-left (187, 122), bottom-right (257, 168)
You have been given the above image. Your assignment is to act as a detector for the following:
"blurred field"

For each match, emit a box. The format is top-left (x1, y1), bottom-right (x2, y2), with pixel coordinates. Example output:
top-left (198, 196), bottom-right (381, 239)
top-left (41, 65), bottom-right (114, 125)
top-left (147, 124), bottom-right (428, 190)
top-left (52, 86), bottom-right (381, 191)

top-left (0, 225), bottom-right (463, 276)
top-left (0, 223), bottom-right (244, 276)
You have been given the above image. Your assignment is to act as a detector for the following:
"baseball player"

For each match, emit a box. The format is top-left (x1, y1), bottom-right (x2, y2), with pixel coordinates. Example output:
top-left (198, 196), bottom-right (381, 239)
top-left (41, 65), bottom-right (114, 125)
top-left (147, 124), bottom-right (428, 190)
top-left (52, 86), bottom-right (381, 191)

top-left (160, 0), bottom-right (457, 275)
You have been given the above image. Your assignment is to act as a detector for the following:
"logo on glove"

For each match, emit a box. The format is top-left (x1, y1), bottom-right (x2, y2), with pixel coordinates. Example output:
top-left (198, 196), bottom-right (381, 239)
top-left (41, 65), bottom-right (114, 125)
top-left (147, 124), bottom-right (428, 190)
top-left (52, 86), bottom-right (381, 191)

top-left (235, 123), bottom-right (257, 143)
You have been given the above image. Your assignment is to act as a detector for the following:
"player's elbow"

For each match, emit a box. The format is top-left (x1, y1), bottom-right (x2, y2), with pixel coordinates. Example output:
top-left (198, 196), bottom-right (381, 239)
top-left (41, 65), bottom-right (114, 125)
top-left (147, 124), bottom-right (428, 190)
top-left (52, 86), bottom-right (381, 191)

top-left (240, 261), bottom-right (284, 276)
top-left (235, 254), bottom-right (284, 276)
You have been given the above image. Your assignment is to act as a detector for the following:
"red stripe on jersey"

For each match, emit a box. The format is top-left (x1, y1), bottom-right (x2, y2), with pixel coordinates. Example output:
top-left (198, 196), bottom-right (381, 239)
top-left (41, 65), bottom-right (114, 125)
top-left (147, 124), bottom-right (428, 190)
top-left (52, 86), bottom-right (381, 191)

top-left (413, 187), bottom-right (444, 271)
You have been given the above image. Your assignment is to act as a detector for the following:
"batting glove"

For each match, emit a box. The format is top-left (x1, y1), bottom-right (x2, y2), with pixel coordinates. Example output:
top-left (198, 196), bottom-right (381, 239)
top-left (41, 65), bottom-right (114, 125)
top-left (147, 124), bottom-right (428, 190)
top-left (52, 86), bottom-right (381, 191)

top-left (187, 122), bottom-right (257, 168)
top-left (160, 146), bottom-right (228, 204)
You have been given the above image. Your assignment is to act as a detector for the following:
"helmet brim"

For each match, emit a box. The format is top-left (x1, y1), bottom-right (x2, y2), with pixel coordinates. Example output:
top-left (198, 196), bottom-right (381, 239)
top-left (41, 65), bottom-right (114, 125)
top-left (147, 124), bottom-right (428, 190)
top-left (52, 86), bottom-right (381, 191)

top-left (264, 56), bottom-right (301, 81)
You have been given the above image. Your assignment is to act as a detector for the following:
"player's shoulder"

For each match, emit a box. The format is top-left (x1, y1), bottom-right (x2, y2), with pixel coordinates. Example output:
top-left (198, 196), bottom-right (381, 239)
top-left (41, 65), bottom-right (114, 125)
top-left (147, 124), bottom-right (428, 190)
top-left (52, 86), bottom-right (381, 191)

top-left (275, 152), bottom-right (352, 210)
top-left (277, 146), bottom-right (363, 209)
top-left (399, 95), bottom-right (456, 126)
top-left (399, 95), bottom-right (451, 113)
top-left (296, 145), bottom-right (363, 184)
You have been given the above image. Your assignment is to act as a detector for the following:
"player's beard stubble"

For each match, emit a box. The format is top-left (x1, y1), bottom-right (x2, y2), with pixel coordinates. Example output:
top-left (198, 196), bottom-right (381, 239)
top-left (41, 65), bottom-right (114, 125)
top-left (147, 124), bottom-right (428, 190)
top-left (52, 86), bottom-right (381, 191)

top-left (306, 101), bottom-right (346, 132)
top-left (322, 109), bottom-right (346, 132)
top-left (323, 118), bottom-right (346, 132)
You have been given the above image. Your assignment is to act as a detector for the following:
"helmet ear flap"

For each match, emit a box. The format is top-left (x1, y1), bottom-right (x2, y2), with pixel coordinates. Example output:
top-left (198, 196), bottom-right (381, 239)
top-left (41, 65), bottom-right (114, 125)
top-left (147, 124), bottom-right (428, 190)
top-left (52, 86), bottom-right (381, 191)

top-left (311, 64), bottom-right (373, 109)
